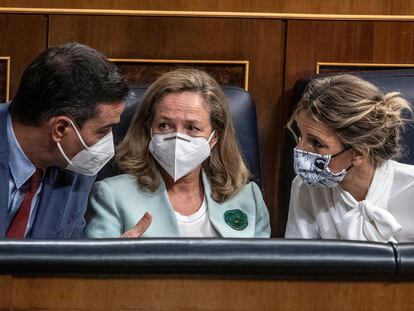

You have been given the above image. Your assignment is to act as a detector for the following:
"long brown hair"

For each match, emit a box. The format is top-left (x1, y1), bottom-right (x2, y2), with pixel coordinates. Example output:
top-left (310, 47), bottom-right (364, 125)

top-left (116, 68), bottom-right (250, 202)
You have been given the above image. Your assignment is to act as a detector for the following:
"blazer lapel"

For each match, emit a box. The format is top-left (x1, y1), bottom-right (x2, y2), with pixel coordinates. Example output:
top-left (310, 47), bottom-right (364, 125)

top-left (202, 172), bottom-right (228, 237)
top-left (29, 168), bottom-right (74, 238)
top-left (143, 181), bottom-right (180, 237)
top-left (0, 103), bottom-right (10, 237)
top-left (203, 172), bottom-right (255, 237)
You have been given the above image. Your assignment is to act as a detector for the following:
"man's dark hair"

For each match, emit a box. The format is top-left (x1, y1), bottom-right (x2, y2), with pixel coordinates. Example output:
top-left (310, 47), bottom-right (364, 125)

top-left (10, 42), bottom-right (129, 127)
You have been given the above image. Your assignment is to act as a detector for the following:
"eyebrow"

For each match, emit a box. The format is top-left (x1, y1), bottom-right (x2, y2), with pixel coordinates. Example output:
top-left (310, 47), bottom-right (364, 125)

top-left (308, 133), bottom-right (328, 144)
top-left (98, 123), bottom-right (117, 131)
top-left (157, 115), bottom-right (203, 124)
top-left (295, 121), bottom-right (329, 145)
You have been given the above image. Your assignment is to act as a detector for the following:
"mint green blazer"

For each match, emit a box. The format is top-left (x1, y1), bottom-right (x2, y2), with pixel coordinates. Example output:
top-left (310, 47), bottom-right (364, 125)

top-left (85, 172), bottom-right (270, 238)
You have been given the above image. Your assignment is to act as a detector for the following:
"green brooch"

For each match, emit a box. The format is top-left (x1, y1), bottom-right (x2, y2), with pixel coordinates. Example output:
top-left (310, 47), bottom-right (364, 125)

top-left (224, 209), bottom-right (248, 230)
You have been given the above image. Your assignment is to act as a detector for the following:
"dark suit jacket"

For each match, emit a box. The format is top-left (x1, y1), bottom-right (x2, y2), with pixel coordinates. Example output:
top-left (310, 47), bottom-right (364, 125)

top-left (0, 103), bottom-right (96, 238)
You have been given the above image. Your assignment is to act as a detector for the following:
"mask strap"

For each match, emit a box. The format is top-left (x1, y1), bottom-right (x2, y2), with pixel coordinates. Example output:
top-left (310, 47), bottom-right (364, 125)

top-left (57, 142), bottom-right (73, 165)
top-left (68, 119), bottom-right (89, 150)
top-left (345, 164), bottom-right (354, 172)
top-left (331, 146), bottom-right (351, 158)
top-left (207, 131), bottom-right (215, 143)
top-left (332, 147), bottom-right (354, 172)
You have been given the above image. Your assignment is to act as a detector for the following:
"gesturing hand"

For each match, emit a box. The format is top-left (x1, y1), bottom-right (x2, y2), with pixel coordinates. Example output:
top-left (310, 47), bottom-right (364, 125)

top-left (121, 212), bottom-right (152, 238)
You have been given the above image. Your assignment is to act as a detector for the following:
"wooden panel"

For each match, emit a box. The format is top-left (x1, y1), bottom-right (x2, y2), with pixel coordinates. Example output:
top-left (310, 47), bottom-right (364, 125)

top-left (0, 0), bottom-right (410, 15)
top-left (49, 15), bottom-right (284, 235)
top-left (285, 21), bottom-right (414, 91)
top-left (5, 276), bottom-right (414, 310)
top-left (0, 14), bottom-right (47, 99)
top-left (317, 63), bottom-right (414, 74)
top-left (0, 275), bottom-right (12, 309)
top-left (111, 59), bottom-right (248, 89)
top-left (0, 57), bottom-right (9, 102)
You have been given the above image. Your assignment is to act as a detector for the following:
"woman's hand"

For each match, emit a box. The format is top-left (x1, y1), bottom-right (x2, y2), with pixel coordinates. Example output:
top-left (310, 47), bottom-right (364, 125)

top-left (122, 212), bottom-right (152, 238)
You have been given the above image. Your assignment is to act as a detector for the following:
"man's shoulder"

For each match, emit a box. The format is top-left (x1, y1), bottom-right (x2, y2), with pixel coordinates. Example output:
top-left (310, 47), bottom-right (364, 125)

top-left (0, 103), bottom-right (10, 133)
top-left (47, 167), bottom-right (96, 187)
top-left (0, 102), bottom-right (9, 112)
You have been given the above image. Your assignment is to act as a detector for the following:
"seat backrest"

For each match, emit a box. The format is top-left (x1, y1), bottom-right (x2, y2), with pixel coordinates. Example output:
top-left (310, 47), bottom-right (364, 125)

top-left (97, 85), bottom-right (263, 189)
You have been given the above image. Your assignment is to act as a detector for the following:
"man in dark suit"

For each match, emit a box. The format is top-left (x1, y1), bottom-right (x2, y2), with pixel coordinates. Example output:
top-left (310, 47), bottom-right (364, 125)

top-left (0, 42), bottom-right (129, 238)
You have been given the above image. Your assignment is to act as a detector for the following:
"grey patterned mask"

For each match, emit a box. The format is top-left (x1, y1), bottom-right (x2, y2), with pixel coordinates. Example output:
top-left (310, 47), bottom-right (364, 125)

top-left (293, 147), bottom-right (351, 188)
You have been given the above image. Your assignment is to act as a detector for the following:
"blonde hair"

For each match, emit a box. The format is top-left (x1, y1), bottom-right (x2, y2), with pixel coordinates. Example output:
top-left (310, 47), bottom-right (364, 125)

top-left (288, 74), bottom-right (412, 163)
top-left (116, 68), bottom-right (250, 202)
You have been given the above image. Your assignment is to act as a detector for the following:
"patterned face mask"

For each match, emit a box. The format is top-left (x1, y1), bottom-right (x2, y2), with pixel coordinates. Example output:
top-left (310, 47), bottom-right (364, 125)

top-left (293, 147), bottom-right (352, 188)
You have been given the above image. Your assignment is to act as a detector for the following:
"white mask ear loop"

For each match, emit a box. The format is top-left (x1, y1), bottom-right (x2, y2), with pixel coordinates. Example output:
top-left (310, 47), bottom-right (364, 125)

top-left (57, 119), bottom-right (87, 166)
top-left (57, 142), bottom-right (73, 165)
top-left (68, 119), bottom-right (89, 150)
top-left (207, 131), bottom-right (215, 143)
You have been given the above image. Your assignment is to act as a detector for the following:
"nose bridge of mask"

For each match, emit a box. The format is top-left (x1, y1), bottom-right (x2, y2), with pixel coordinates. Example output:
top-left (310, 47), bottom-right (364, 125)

top-left (153, 130), bottom-right (214, 145)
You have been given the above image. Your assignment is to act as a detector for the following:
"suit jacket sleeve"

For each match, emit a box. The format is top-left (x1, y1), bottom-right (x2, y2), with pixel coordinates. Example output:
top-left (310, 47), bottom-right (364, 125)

top-left (251, 182), bottom-right (271, 237)
top-left (85, 180), bottom-right (124, 238)
top-left (71, 215), bottom-right (86, 238)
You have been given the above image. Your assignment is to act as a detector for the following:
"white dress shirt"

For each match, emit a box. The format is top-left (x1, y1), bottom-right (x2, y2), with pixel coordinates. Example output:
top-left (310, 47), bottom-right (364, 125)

top-left (285, 160), bottom-right (414, 242)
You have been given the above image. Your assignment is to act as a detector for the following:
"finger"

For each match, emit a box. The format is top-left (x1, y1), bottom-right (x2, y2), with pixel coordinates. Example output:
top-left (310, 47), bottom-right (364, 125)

top-left (122, 212), bottom-right (152, 238)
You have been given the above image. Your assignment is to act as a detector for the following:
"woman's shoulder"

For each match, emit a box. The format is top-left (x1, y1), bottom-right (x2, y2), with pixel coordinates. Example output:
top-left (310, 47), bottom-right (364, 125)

top-left (92, 174), bottom-right (161, 203)
top-left (391, 160), bottom-right (414, 172)
top-left (228, 181), bottom-right (267, 206)
top-left (95, 173), bottom-right (137, 189)
top-left (389, 160), bottom-right (414, 181)
top-left (236, 180), bottom-right (262, 196)
top-left (96, 174), bottom-right (135, 185)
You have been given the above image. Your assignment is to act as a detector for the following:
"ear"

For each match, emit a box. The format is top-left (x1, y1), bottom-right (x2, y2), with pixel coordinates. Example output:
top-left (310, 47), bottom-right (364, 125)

top-left (351, 146), bottom-right (370, 166)
top-left (48, 116), bottom-right (72, 143)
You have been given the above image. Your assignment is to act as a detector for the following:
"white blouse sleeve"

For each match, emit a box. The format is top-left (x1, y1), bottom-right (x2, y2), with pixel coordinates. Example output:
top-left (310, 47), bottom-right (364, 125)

top-left (284, 176), bottom-right (320, 239)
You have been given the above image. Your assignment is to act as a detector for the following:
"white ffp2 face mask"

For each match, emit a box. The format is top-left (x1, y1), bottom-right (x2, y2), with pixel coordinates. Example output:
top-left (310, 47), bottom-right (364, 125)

top-left (149, 131), bottom-right (214, 182)
top-left (57, 119), bottom-right (115, 176)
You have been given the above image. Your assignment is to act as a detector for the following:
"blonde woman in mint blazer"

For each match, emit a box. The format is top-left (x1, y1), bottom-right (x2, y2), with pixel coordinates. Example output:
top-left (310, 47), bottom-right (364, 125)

top-left (85, 69), bottom-right (270, 238)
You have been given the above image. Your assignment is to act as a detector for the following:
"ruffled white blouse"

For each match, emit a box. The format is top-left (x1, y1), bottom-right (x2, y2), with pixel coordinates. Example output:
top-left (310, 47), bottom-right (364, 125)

top-left (285, 160), bottom-right (414, 242)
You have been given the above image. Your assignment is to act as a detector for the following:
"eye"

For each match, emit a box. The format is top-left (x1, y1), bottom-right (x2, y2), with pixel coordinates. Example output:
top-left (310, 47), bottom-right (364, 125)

top-left (187, 125), bottom-right (201, 132)
top-left (97, 128), bottom-right (111, 136)
top-left (158, 123), bottom-right (171, 131)
top-left (312, 138), bottom-right (325, 149)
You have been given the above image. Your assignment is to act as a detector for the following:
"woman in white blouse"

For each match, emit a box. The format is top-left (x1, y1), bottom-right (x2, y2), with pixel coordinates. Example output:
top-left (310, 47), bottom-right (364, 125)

top-left (284, 74), bottom-right (414, 242)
